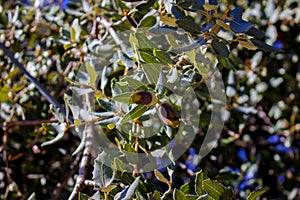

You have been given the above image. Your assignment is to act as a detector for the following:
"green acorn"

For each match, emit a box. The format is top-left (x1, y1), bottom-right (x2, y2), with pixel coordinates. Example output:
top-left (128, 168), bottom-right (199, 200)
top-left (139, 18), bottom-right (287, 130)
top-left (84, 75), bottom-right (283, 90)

top-left (131, 91), bottom-right (157, 106)
top-left (158, 102), bottom-right (180, 128)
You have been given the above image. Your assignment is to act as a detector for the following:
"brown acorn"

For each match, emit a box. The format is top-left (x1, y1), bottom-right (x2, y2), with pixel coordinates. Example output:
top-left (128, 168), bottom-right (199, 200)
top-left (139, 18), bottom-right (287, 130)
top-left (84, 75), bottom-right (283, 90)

top-left (158, 102), bottom-right (180, 128)
top-left (131, 91), bottom-right (157, 106)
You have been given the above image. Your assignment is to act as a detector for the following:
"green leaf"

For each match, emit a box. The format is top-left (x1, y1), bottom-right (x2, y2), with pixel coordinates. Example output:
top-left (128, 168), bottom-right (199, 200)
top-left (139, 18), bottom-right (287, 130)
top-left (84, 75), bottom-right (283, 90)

top-left (216, 171), bottom-right (240, 181)
top-left (202, 179), bottom-right (225, 199)
top-left (50, 104), bottom-right (65, 123)
top-left (112, 92), bottom-right (132, 103)
top-left (196, 194), bottom-right (215, 200)
top-left (196, 63), bottom-right (209, 75)
top-left (176, 18), bottom-right (202, 35)
top-left (97, 98), bottom-right (117, 111)
top-left (41, 123), bottom-right (67, 147)
top-left (195, 170), bottom-right (204, 195)
top-left (212, 39), bottom-right (229, 57)
top-left (70, 87), bottom-right (94, 96)
top-left (130, 33), bottom-right (139, 47)
top-left (180, 182), bottom-right (191, 194)
top-left (139, 53), bottom-right (161, 84)
top-left (70, 18), bottom-right (81, 41)
top-left (239, 40), bottom-right (258, 50)
top-left (78, 192), bottom-right (90, 200)
top-left (85, 62), bottom-right (97, 84)
top-left (93, 152), bottom-right (116, 188)
top-left (136, 0), bottom-right (156, 11)
top-left (154, 169), bottom-right (169, 184)
top-left (95, 116), bottom-right (120, 126)
top-left (151, 190), bottom-right (161, 200)
top-left (70, 27), bottom-right (76, 41)
top-left (220, 187), bottom-right (234, 200)
top-left (171, 5), bottom-right (185, 19)
top-left (136, 190), bottom-right (148, 200)
top-left (250, 38), bottom-right (282, 52)
top-left (126, 77), bottom-right (145, 90)
top-left (173, 188), bottom-right (186, 200)
top-left (99, 184), bottom-right (117, 193)
top-left (218, 57), bottom-right (235, 70)
top-left (154, 49), bottom-right (172, 65)
top-left (120, 105), bottom-right (148, 124)
top-left (114, 177), bottom-right (140, 200)
top-left (72, 125), bottom-right (86, 155)
top-left (203, 4), bottom-right (218, 11)
top-left (247, 186), bottom-right (269, 200)
top-left (136, 33), bottom-right (158, 49)
top-left (139, 51), bottom-right (159, 63)
top-left (138, 16), bottom-right (157, 30)
top-left (0, 85), bottom-right (10, 102)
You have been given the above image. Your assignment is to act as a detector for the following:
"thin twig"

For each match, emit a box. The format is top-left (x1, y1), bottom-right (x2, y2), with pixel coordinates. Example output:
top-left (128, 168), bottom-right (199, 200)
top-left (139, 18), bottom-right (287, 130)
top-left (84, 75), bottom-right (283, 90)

top-left (68, 123), bottom-right (94, 200)
top-left (4, 118), bottom-right (58, 129)
top-left (52, 153), bottom-right (82, 200)
top-left (0, 43), bottom-right (73, 124)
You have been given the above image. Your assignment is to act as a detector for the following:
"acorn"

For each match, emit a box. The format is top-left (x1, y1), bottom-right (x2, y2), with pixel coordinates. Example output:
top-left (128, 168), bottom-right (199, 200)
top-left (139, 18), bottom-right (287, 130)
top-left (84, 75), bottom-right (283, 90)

top-left (131, 91), bottom-right (157, 106)
top-left (157, 102), bottom-right (180, 128)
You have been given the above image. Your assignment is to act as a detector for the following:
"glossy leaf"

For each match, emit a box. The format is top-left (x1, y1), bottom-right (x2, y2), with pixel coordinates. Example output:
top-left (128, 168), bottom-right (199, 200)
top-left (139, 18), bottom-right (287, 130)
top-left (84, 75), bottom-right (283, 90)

top-left (93, 152), bottom-right (116, 188)
top-left (112, 92), bottom-right (132, 103)
top-left (176, 18), bottom-right (202, 35)
top-left (216, 20), bottom-right (232, 33)
top-left (203, 4), bottom-right (218, 11)
top-left (97, 98), bottom-right (117, 111)
top-left (247, 186), bottom-right (269, 200)
top-left (220, 187), bottom-right (234, 200)
top-left (160, 15), bottom-right (177, 27)
top-left (171, 38), bottom-right (207, 53)
top-left (250, 38), bottom-right (282, 52)
top-left (212, 39), bottom-right (230, 57)
top-left (78, 192), bottom-right (89, 200)
top-left (153, 49), bottom-right (172, 65)
top-left (171, 6), bottom-right (185, 20)
top-left (126, 77), bottom-right (145, 90)
top-left (196, 194), bottom-right (215, 200)
top-left (202, 179), bottom-right (225, 199)
top-left (195, 170), bottom-right (204, 195)
top-left (173, 188), bottom-right (186, 200)
top-left (246, 26), bottom-right (265, 38)
top-left (136, 0), bottom-right (156, 11)
top-left (138, 15), bottom-right (157, 29)
top-left (41, 123), bottom-right (67, 147)
top-left (85, 62), bottom-right (97, 84)
top-left (149, 26), bottom-right (177, 34)
top-left (229, 7), bottom-right (253, 33)
top-left (140, 53), bottom-right (161, 83)
top-left (114, 177), bottom-right (140, 200)
top-left (136, 33), bottom-right (158, 49)
top-left (180, 182), bottom-right (190, 194)
top-left (120, 105), bottom-right (148, 124)
top-left (154, 169), bottom-right (169, 184)
top-left (239, 40), bottom-right (258, 50)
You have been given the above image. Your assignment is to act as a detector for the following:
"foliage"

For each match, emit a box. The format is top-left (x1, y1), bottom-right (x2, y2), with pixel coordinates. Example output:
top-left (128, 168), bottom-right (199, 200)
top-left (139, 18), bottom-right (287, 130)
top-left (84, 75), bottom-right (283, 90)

top-left (0, 0), bottom-right (299, 199)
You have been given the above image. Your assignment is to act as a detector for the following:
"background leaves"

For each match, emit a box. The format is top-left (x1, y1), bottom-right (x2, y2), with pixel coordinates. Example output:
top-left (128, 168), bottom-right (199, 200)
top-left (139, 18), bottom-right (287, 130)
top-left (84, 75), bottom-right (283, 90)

top-left (0, 0), bottom-right (299, 199)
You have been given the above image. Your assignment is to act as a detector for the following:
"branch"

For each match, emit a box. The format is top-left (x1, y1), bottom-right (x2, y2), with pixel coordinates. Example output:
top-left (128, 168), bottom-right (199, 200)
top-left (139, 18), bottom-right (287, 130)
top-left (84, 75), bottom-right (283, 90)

top-left (68, 123), bottom-right (94, 200)
top-left (0, 43), bottom-right (73, 124)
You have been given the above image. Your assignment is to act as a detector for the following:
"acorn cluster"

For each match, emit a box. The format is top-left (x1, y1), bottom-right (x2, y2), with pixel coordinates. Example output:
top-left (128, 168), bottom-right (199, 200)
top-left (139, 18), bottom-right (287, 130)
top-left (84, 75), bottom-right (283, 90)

top-left (130, 90), bottom-right (179, 128)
